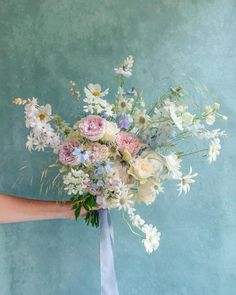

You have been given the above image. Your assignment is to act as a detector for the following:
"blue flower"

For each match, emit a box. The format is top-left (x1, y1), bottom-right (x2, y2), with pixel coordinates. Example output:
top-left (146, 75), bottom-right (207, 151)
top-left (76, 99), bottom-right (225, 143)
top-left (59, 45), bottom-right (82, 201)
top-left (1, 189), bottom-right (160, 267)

top-left (96, 160), bottom-right (113, 175)
top-left (125, 88), bottom-right (135, 97)
top-left (105, 160), bottom-right (112, 173)
top-left (96, 165), bottom-right (105, 175)
top-left (97, 180), bottom-right (104, 187)
top-left (72, 148), bottom-right (90, 164)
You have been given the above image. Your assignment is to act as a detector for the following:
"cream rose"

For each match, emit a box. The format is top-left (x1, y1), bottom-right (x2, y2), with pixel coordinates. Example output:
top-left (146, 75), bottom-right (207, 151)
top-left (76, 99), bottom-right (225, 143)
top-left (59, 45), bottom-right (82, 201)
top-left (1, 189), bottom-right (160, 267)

top-left (102, 121), bottom-right (120, 142)
top-left (129, 157), bottom-right (154, 180)
top-left (136, 179), bottom-right (157, 205)
top-left (129, 151), bottom-right (164, 181)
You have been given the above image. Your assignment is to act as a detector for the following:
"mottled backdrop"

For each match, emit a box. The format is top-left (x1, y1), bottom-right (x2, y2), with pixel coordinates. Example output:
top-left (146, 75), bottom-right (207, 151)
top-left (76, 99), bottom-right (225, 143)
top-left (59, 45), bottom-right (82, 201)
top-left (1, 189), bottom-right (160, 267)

top-left (0, 0), bottom-right (236, 294)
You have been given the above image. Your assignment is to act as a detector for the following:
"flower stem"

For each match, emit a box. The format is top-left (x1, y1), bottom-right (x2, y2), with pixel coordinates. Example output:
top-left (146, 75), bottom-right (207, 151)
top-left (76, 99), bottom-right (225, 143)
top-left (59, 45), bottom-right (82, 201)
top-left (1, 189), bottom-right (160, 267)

top-left (182, 148), bottom-right (208, 157)
top-left (122, 212), bottom-right (144, 238)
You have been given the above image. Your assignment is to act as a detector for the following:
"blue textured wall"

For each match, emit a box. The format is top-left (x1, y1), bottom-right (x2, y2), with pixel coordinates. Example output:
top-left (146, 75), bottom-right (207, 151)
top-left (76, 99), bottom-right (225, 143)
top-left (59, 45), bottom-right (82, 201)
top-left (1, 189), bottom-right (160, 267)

top-left (0, 1), bottom-right (235, 294)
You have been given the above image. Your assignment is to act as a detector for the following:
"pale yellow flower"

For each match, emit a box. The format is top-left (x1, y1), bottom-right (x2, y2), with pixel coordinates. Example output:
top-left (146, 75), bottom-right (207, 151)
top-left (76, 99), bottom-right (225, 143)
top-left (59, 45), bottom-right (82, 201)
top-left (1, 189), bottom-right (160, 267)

top-left (102, 121), bottom-right (120, 142)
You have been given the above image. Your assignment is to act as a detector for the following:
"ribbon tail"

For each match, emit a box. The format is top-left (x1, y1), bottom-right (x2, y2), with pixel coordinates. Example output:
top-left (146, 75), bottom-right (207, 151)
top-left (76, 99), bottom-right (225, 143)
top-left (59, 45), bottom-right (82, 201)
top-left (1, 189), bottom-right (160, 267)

top-left (99, 209), bottom-right (119, 295)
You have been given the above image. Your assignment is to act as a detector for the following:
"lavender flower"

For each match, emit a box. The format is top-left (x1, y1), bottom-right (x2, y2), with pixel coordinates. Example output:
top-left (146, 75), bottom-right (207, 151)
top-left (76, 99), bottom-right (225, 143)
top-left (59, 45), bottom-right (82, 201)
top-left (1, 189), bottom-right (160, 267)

top-left (118, 114), bottom-right (132, 129)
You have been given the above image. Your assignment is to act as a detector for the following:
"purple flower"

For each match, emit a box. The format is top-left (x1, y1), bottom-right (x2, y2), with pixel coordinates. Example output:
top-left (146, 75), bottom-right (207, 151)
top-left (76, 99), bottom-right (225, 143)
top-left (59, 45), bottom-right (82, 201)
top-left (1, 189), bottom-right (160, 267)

top-left (118, 114), bottom-right (131, 129)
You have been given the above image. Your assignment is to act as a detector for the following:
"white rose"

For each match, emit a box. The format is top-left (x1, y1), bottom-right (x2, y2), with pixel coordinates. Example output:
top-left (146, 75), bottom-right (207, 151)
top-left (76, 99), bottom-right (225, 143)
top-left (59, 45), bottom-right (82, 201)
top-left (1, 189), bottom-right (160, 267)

top-left (102, 121), bottom-right (120, 142)
top-left (137, 179), bottom-right (157, 205)
top-left (128, 151), bottom-right (163, 181)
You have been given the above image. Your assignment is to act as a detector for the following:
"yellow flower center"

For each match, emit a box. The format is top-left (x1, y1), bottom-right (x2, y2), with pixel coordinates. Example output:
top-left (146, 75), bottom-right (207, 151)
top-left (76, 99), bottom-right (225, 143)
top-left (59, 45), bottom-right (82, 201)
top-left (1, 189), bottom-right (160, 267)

top-left (93, 91), bottom-right (100, 97)
top-left (139, 116), bottom-right (146, 124)
top-left (39, 113), bottom-right (46, 121)
top-left (120, 101), bottom-right (127, 108)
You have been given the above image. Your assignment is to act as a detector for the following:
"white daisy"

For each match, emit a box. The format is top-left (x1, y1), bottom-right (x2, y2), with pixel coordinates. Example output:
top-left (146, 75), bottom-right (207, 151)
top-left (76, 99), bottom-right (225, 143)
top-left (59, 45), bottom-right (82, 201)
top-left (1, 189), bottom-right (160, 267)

top-left (37, 104), bottom-right (52, 123)
top-left (208, 138), bottom-right (221, 163)
top-left (133, 110), bottom-right (150, 128)
top-left (113, 188), bottom-right (134, 211)
top-left (177, 166), bottom-right (198, 196)
top-left (117, 96), bottom-right (134, 113)
top-left (26, 133), bottom-right (35, 152)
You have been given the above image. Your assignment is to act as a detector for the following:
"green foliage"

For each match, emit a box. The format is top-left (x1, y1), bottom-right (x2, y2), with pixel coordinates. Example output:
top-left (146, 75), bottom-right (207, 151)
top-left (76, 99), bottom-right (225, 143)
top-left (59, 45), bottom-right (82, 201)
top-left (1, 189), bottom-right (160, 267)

top-left (71, 193), bottom-right (99, 227)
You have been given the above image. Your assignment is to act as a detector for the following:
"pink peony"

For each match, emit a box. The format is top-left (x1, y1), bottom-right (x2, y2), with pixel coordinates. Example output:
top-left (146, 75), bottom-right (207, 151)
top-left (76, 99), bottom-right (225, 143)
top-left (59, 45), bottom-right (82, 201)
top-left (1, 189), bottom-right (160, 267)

top-left (116, 131), bottom-right (141, 156)
top-left (78, 115), bottom-right (106, 141)
top-left (88, 142), bottom-right (109, 161)
top-left (59, 139), bottom-right (80, 166)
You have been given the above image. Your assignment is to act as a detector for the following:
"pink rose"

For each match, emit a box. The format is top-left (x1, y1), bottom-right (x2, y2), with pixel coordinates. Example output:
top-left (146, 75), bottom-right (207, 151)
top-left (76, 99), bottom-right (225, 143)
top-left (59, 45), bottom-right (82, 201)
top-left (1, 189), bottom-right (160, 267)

top-left (116, 131), bottom-right (141, 156)
top-left (88, 142), bottom-right (109, 162)
top-left (59, 139), bottom-right (80, 166)
top-left (78, 115), bottom-right (106, 141)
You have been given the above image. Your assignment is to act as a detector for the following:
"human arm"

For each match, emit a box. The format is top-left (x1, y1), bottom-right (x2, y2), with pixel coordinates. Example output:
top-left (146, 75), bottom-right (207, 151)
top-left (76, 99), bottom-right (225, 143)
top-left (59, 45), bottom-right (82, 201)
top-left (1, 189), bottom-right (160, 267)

top-left (0, 193), bottom-right (85, 224)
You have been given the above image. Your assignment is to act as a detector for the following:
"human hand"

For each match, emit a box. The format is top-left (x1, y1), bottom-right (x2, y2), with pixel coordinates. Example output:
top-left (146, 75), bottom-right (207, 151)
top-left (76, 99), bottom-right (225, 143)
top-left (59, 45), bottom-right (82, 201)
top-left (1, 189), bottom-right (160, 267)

top-left (64, 201), bottom-right (100, 220)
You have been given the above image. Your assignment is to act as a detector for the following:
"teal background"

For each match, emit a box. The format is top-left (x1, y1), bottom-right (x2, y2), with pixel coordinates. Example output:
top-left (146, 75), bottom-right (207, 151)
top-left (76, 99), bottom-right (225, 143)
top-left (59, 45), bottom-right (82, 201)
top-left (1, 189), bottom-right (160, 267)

top-left (0, 0), bottom-right (235, 294)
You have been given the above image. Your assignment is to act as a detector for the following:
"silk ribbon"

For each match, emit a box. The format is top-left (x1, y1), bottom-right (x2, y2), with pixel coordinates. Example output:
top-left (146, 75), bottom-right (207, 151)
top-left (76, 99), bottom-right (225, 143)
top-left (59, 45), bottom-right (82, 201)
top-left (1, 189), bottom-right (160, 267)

top-left (99, 209), bottom-right (119, 295)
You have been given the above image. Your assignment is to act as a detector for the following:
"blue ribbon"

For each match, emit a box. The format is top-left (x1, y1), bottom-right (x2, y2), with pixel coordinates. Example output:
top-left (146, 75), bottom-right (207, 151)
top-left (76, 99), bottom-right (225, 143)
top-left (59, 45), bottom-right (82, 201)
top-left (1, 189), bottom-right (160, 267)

top-left (99, 209), bottom-right (119, 295)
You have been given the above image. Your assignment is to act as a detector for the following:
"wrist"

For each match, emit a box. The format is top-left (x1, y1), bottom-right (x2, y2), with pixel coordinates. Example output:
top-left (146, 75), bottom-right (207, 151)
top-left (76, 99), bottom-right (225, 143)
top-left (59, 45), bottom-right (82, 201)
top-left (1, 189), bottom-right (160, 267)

top-left (62, 201), bottom-right (75, 220)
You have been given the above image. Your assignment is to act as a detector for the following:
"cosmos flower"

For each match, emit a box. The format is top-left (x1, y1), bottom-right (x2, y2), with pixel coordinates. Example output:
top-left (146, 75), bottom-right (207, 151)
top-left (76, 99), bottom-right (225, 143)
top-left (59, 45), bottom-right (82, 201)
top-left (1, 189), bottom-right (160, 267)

top-left (84, 83), bottom-right (109, 99)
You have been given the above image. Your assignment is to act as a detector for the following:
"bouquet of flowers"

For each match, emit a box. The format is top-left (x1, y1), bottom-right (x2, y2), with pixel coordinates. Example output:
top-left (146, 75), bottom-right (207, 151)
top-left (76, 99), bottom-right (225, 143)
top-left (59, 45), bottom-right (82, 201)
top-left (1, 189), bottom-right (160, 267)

top-left (13, 56), bottom-right (227, 254)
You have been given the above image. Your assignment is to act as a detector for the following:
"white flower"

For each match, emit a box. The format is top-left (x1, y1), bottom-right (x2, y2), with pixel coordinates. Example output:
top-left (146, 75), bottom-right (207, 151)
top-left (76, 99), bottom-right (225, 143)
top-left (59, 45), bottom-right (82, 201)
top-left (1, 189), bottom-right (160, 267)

top-left (112, 186), bottom-right (134, 211)
top-left (142, 224), bottom-right (161, 254)
top-left (33, 139), bottom-right (47, 152)
top-left (127, 208), bottom-right (161, 253)
top-left (181, 112), bottom-right (195, 126)
top-left (63, 169), bottom-right (89, 195)
top-left (164, 100), bottom-right (184, 130)
top-left (114, 55), bottom-right (134, 78)
top-left (136, 179), bottom-right (158, 205)
top-left (206, 114), bottom-right (215, 125)
top-left (26, 133), bottom-right (35, 151)
top-left (177, 167), bottom-right (198, 196)
top-left (117, 97), bottom-right (134, 113)
top-left (196, 128), bottom-right (226, 140)
top-left (84, 83), bottom-right (109, 99)
top-left (165, 153), bottom-right (182, 179)
top-left (102, 121), bottom-right (120, 142)
top-left (204, 104), bottom-right (220, 126)
top-left (83, 83), bottom-right (113, 116)
top-left (133, 110), bottom-right (150, 128)
top-left (37, 104), bottom-right (52, 123)
top-left (208, 138), bottom-right (221, 163)
top-left (131, 214), bottom-right (145, 228)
